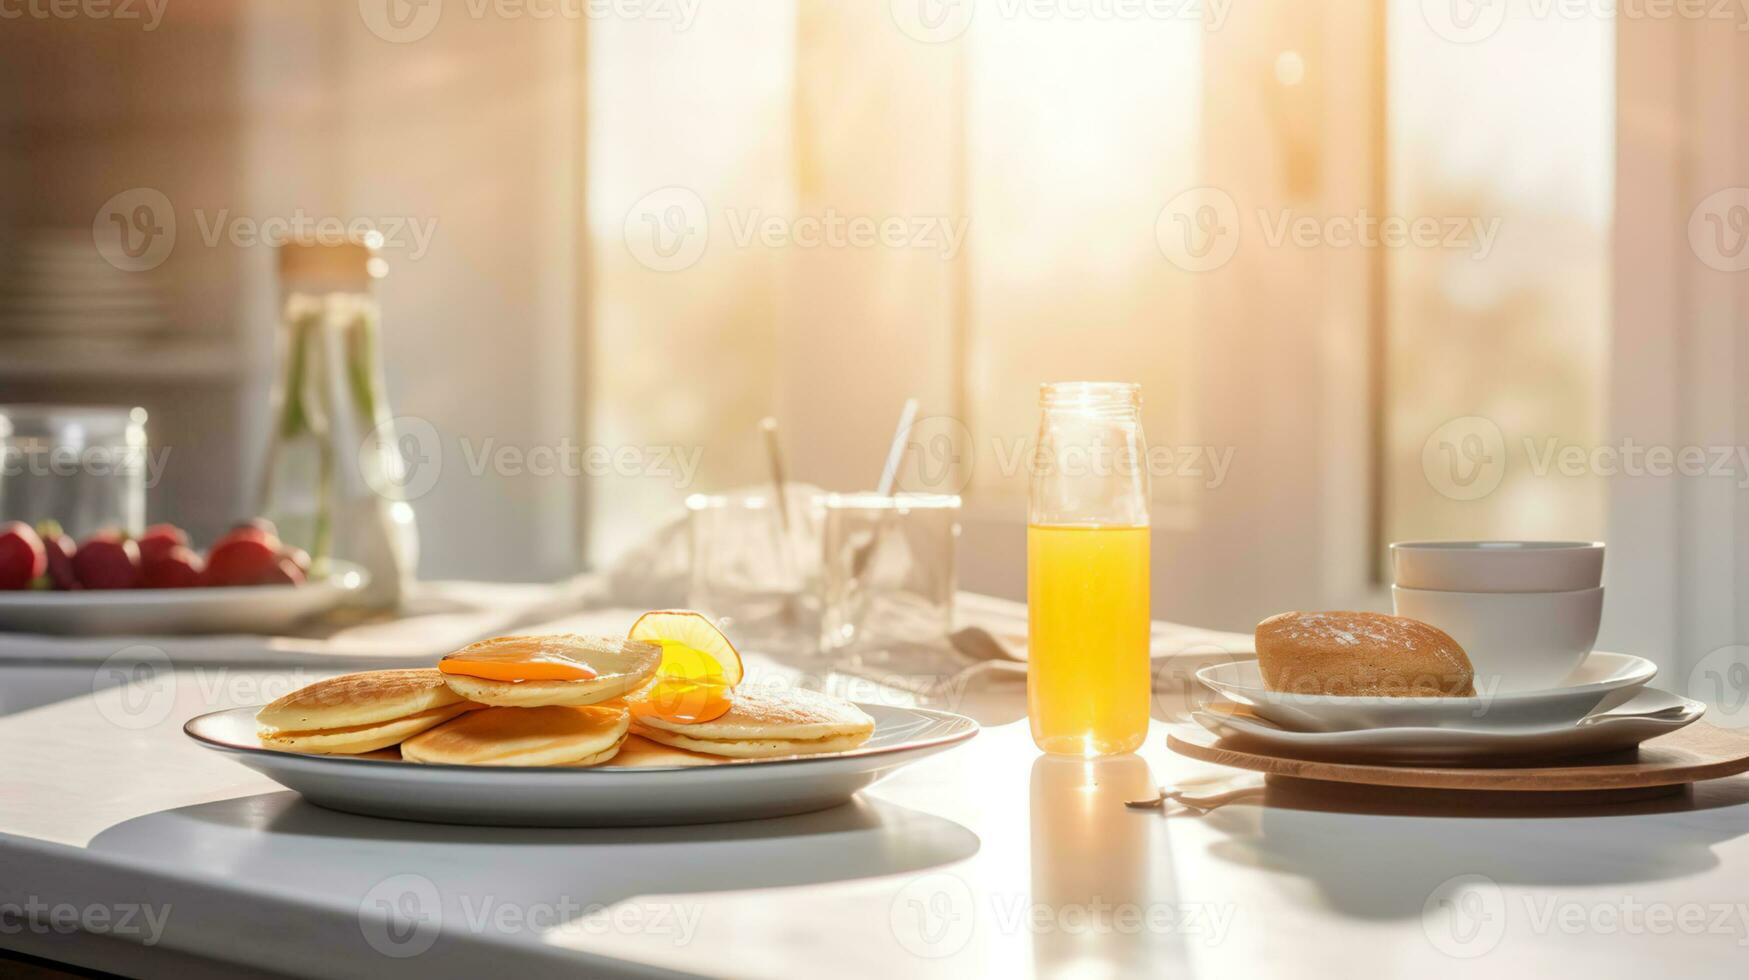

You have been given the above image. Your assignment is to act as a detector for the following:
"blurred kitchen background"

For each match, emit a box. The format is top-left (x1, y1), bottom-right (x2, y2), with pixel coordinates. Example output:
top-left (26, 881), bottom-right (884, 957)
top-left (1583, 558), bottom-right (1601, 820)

top-left (0, 0), bottom-right (1743, 664)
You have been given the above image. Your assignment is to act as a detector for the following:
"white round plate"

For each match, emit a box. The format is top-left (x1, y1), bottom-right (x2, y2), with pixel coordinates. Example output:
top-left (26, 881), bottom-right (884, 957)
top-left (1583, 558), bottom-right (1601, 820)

top-left (0, 563), bottom-right (368, 636)
top-left (1195, 652), bottom-right (1657, 732)
top-left (185, 702), bottom-right (978, 826)
top-left (1191, 688), bottom-right (1705, 764)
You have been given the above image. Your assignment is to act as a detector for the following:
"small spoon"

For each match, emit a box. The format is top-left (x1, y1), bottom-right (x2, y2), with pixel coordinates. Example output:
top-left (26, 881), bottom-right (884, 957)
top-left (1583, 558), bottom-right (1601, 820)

top-left (1126, 776), bottom-right (1267, 813)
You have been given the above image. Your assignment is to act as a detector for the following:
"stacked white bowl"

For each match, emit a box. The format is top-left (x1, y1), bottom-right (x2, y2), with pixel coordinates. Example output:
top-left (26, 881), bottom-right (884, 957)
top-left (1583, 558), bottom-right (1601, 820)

top-left (1389, 541), bottom-right (1605, 693)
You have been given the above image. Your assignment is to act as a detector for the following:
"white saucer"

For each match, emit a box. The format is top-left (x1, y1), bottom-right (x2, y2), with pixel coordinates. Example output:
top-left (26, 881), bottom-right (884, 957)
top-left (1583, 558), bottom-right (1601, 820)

top-left (185, 702), bottom-right (977, 826)
top-left (1191, 688), bottom-right (1705, 764)
top-left (1195, 651), bottom-right (1657, 732)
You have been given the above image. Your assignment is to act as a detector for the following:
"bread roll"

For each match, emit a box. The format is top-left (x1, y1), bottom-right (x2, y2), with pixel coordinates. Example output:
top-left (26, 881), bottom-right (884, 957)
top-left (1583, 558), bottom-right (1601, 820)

top-left (1255, 611), bottom-right (1475, 697)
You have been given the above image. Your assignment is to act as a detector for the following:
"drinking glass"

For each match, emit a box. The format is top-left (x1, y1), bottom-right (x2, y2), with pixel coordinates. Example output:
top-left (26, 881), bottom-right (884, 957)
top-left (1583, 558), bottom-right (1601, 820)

top-left (686, 493), bottom-right (816, 648)
top-left (818, 492), bottom-right (960, 659)
top-left (0, 405), bottom-right (148, 537)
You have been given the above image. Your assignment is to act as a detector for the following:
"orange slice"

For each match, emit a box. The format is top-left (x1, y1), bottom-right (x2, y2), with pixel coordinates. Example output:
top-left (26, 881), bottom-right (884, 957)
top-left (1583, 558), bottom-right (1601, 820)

top-left (438, 638), bottom-right (599, 683)
top-left (626, 611), bottom-right (745, 724)
top-left (627, 611), bottom-right (745, 685)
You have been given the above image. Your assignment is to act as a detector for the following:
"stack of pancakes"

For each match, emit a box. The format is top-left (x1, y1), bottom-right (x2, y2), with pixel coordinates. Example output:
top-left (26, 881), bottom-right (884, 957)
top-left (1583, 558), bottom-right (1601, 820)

top-left (255, 633), bottom-right (875, 767)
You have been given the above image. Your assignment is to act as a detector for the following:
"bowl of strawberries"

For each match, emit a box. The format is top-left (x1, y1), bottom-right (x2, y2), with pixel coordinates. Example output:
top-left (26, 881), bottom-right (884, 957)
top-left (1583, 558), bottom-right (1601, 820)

top-left (0, 518), bottom-right (367, 635)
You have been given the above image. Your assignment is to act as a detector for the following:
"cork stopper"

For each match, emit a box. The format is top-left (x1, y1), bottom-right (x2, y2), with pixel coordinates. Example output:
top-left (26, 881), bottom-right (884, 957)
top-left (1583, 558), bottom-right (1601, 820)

top-left (277, 235), bottom-right (387, 291)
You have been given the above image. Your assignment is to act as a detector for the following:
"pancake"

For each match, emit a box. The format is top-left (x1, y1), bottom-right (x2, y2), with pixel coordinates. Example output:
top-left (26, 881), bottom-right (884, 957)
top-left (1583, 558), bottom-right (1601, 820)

top-left (629, 686), bottom-right (874, 759)
top-left (257, 669), bottom-right (475, 754)
top-left (261, 703), bottom-right (477, 755)
top-left (257, 668), bottom-right (467, 732)
top-left (563, 742), bottom-right (627, 767)
top-left (629, 728), bottom-right (873, 759)
top-left (603, 734), bottom-right (726, 768)
top-left (400, 705), bottom-right (631, 766)
top-left (439, 634), bottom-right (663, 707)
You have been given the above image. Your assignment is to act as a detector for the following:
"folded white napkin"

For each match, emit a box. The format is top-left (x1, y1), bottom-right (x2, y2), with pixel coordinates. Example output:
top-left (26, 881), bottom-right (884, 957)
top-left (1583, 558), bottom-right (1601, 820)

top-left (823, 592), bottom-right (1252, 700)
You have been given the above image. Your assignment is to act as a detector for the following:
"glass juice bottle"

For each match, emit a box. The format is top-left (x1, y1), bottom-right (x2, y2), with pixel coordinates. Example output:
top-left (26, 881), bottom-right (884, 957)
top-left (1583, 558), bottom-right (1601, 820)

top-left (258, 237), bottom-right (418, 609)
top-left (1027, 382), bottom-right (1151, 756)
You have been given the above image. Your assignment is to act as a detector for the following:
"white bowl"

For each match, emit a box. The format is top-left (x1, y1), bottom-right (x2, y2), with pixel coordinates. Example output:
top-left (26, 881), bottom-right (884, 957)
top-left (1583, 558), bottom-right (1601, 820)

top-left (1390, 540), bottom-right (1604, 593)
top-left (1391, 584), bottom-right (1603, 692)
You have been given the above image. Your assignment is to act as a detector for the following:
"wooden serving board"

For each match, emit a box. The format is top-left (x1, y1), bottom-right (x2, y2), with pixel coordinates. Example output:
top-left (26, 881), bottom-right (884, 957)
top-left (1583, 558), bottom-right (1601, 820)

top-left (1167, 722), bottom-right (1749, 793)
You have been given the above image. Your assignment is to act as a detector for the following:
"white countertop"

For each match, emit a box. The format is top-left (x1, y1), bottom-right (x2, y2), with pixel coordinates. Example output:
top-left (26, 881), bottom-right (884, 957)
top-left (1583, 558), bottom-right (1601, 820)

top-left (5, 650), bottom-right (1749, 978)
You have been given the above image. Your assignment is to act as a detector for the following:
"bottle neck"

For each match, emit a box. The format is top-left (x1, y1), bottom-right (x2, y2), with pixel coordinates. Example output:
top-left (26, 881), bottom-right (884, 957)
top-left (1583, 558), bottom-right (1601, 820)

top-left (1039, 382), bottom-right (1141, 420)
top-left (1031, 383), bottom-right (1150, 526)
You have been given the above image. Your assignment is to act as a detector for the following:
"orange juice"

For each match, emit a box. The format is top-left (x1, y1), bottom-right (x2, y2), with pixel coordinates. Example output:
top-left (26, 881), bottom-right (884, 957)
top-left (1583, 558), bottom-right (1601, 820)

top-left (1027, 523), bottom-right (1150, 755)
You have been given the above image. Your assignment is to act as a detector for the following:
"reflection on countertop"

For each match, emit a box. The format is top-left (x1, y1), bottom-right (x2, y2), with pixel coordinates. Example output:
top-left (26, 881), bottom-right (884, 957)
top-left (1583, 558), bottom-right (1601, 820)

top-left (1030, 753), bottom-right (1189, 975)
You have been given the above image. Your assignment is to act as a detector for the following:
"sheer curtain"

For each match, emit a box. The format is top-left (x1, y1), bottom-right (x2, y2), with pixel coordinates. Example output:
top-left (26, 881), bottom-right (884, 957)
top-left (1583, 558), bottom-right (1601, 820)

top-left (586, 1), bottom-right (1626, 637)
top-left (587, 1), bottom-right (1238, 618)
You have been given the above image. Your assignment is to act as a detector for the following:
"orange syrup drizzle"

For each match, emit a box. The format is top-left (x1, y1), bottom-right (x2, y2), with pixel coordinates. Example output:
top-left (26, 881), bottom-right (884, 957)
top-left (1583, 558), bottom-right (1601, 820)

top-left (438, 647), bottom-right (599, 683)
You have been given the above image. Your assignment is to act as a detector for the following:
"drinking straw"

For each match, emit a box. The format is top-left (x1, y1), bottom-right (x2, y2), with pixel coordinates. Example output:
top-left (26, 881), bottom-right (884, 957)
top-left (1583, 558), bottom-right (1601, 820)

top-left (760, 416), bottom-right (791, 537)
top-left (849, 398), bottom-right (920, 588)
top-left (875, 399), bottom-right (920, 497)
top-left (759, 416), bottom-right (802, 612)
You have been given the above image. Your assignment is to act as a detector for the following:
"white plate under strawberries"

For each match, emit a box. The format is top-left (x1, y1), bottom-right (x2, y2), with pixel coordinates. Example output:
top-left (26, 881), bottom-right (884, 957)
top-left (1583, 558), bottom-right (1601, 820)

top-left (0, 561), bottom-right (368, 636)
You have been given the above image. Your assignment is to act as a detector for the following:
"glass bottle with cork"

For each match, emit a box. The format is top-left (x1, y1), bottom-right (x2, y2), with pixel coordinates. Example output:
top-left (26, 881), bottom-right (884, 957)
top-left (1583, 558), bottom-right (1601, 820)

top-left (259, 235), bottom-right (418, 608)
top-left (1027, 381), bottom-right (1152, 755)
